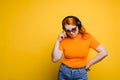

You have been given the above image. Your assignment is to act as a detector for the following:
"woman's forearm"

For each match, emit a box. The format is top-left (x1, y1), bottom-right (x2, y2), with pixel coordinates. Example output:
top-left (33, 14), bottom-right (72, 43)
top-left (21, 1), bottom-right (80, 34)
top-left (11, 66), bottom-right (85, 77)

top-left (52, 40), bottom-right (63, 62)
top-left (86, 45), bottom-right (108, 69)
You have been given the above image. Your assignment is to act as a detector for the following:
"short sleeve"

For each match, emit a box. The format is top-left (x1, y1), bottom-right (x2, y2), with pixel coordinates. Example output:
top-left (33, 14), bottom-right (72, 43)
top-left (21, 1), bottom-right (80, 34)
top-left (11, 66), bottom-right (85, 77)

top-left (89, 34), bottom-right (100, 49)
top-left (59, 42), bottom-right (64, 51)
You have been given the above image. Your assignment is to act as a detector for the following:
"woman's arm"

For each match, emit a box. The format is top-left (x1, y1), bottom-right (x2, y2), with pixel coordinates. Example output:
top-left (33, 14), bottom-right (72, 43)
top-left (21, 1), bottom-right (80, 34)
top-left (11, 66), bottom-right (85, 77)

top-left (86, 44), bottom-right (108, 70)
top-left (51, 31), bottom-right (66, 62)
top-left (52, 40), bottom-right (63, 62)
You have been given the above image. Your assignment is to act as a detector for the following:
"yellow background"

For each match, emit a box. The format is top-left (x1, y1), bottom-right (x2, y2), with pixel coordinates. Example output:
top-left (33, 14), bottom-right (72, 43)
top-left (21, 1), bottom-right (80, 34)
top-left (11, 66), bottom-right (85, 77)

top-left (0, 0), bottom-right (120, 80)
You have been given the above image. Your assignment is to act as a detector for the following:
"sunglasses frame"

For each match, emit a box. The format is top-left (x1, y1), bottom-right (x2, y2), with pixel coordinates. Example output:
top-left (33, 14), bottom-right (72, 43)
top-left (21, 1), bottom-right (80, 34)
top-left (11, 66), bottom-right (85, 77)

top-left (64, 26), bottom-right (78, 33)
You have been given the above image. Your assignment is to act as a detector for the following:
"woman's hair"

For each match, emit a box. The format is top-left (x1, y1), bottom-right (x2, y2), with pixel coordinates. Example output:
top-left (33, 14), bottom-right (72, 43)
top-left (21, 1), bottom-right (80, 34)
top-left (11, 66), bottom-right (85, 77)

top-left (62, 16), bottom-right (86, 34)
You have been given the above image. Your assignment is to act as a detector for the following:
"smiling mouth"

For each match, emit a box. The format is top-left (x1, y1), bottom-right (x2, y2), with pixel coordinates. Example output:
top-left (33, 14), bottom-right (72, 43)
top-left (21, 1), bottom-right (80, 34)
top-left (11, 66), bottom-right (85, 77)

top-left (70, 34), bottom-right (77, 37)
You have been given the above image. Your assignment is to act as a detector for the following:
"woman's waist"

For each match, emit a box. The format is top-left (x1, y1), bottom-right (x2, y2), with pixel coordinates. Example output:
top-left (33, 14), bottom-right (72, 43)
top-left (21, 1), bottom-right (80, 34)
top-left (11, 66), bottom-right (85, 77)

top-left (62, 58), bottom-right (87, 68)
top-left (61, 63), bottom-right (86, 69)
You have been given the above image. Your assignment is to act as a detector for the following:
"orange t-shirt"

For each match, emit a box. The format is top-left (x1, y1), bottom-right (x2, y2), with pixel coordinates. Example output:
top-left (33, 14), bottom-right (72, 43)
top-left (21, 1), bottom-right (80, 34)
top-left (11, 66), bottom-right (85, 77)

top-left (59, 33), bottom-right (100, 68)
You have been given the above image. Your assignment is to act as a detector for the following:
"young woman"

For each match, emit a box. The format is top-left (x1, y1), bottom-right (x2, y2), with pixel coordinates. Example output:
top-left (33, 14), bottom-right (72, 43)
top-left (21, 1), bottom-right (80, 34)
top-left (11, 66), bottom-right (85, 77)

top-left (52, 16), bottom-right (108, 80)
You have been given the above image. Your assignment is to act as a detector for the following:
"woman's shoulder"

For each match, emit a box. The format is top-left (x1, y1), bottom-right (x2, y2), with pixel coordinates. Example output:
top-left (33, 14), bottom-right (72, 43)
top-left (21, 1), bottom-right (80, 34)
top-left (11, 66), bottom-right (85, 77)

top-left (82, 32), bottom-right (92, 39)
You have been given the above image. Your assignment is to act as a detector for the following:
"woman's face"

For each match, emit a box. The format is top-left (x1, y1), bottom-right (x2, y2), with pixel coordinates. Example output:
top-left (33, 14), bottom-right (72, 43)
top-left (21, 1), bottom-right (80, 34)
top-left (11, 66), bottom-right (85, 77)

top-left (64, 24), bottom-right (79, 38)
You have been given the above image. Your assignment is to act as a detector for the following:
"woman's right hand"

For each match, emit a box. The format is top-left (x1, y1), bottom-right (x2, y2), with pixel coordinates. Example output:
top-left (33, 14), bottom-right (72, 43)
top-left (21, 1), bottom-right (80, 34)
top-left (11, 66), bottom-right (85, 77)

top-left (57, 31), bottom-right (67, 42)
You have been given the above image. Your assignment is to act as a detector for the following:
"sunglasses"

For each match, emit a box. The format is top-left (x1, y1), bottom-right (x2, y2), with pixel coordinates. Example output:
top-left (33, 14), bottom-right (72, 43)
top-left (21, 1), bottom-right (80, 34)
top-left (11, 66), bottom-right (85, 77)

top-left (64, 27), bottom-right (77, 33)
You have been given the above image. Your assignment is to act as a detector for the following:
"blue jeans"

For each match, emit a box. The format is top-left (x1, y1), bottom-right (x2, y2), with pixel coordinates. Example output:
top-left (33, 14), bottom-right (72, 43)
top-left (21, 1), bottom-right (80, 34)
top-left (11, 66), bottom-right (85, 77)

top-left (58, 63), bottom-right (88, 80)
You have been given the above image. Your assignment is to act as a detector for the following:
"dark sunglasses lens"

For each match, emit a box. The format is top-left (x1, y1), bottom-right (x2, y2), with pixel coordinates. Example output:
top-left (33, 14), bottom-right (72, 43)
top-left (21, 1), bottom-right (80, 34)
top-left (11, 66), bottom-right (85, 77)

top-left (72, 27), bottom-right (77, 32)
top-left (65, 30), bottom-right (70, 32)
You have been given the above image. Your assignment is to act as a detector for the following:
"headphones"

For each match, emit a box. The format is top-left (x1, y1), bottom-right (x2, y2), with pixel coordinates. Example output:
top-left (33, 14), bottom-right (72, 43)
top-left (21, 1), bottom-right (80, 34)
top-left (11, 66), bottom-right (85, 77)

top-left (62, 16), bottom-right (82, 30)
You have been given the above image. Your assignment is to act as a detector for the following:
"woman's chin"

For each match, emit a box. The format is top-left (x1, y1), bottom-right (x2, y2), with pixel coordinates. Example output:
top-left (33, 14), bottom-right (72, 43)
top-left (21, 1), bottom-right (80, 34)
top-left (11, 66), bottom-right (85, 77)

top-left (70, 34), bottom-right (77, 38)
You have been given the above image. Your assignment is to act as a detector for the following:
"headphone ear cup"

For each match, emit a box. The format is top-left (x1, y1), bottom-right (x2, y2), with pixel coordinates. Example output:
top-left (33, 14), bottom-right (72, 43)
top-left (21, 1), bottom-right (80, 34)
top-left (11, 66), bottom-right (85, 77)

top-left (77, 21), bottom-right (81, 29)
top-left (77, 21), bottom-right (80, 26)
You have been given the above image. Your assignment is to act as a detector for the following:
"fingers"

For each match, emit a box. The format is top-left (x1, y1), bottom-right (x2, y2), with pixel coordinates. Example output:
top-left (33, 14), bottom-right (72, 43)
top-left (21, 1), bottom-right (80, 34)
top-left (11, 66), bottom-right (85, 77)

top-left (86, 68), bottom-right (90, 71)
top-left (85, 64), bottom-right (91, 71)
top-left (60, 33), bottom-right (65, 39)
top-left (58, 31), bottom-right (67, 41)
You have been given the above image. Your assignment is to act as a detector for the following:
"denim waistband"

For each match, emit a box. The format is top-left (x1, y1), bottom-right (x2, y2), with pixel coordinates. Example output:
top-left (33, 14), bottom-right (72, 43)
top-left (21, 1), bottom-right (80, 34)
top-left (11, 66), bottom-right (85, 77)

top-left (59, 63), bottom-right (88, 80)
